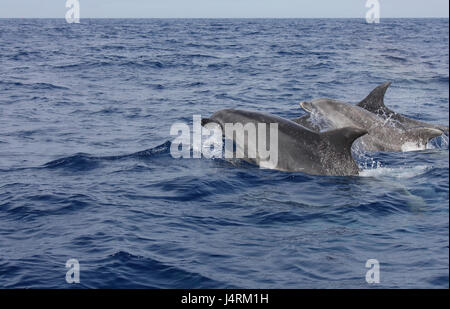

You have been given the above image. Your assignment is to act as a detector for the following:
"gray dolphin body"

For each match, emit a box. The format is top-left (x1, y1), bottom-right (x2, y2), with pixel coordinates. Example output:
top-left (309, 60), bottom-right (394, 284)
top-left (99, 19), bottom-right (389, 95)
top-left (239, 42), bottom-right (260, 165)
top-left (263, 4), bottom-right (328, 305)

top-left (299, 99), bottom-right (443, 152)
top-left (203, 109), bottom-right (367, 176)
top-left (293, 82), bottom-right (449, 136)
top-left (357, 82), bottom-right (449, 135)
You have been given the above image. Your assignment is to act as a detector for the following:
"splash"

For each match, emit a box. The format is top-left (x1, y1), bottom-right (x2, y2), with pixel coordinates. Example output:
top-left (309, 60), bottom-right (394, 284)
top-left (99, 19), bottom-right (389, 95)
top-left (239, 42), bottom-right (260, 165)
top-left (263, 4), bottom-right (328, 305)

top-left (359, 165), bottom-right (430, 178)
top-left (201, 134), bottom-right (225, 159)
top-left (351, 139), bottom-right (384, 171)
top-left (310, 112), bottom-right (332, 132)
top-left (401, 141), bottom-right (426, 152)
top-left (427, 134), bottom-right (449, 150)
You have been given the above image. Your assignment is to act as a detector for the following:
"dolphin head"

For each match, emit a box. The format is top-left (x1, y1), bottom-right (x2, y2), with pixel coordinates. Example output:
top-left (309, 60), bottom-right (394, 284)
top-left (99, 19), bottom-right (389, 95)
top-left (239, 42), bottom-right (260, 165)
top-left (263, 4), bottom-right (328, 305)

top-left (299, 99), bottom-right (353, 130)
top-left (300, 98), bottom-right (345, 116)
top-left (407, 127), bottom-right (445, 145)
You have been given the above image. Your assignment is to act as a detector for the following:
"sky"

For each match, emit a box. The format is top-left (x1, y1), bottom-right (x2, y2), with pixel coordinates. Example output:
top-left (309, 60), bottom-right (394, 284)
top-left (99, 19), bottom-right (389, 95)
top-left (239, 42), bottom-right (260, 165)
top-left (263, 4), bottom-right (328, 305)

top-left (0, 0), bottom-right (449, 18)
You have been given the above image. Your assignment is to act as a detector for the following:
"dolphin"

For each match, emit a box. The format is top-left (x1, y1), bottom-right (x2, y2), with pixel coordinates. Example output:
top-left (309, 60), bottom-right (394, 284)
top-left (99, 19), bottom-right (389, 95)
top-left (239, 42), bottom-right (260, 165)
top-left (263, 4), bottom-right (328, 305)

top-left (357, 81), bottom-right (449, 135)
top-left (202, 109), bottom-right (367, 176)
top-left (299, 99), bottom-right (443, 152)
top-left (293, 82), bottom-right (449, 135)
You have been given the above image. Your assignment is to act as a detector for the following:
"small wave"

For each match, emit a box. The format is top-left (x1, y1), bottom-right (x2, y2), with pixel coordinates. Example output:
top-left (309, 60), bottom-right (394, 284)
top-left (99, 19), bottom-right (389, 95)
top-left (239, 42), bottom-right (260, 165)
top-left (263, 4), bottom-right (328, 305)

top-left (0, 80), bottom-right (69, 90)
top-left (305, 62), bottom-right (331, 70)
top-left (382, 55), bottom-right (408, 63)
top-left (31, 82), bottom-right (69, 90)
top-left (147, 83), bottom-right (165, 90)
top-left (400, 76), bottom-right (450, 85)
top-left (100, 44), bottom-right (126, 50)
top-left (188, 53), bottom-right (219, 59)
top-left (431, 75), bottom-right (449, 84)
top-left (43, 141), bottom-right (172, 171)
top-left (92, 106), bottom-right (122, 115)
top-left (9, 50), bottom-right (41, 60)
top-left (43, 153), bottom-right (101, 171)
top-left (124, 59), bottom-right (165, 69)
top-left (207, 62), bottom-right (231, 70)
top-left (80, 250), bottom-right (227, 288)
top-left (52, 59), bottom-right (165, 71)
top-left (186, 81), bottom-right (206, 87)
top-left (1, 192), bottom-right (94, 221)
top-left (277, 50), bottom-right (305, 56)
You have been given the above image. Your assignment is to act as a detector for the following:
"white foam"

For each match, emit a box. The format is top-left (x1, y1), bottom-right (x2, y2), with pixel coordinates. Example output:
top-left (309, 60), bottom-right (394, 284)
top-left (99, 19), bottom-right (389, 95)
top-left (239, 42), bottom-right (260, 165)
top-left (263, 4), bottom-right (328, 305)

top-left (401, 141), bottom-right (426, 152)
top-left (427, 134), bottom-right (449, 150)
top-left (441, 134), bottom-right (449, 148)
top-left (359, 165), bottom-right (430, 178)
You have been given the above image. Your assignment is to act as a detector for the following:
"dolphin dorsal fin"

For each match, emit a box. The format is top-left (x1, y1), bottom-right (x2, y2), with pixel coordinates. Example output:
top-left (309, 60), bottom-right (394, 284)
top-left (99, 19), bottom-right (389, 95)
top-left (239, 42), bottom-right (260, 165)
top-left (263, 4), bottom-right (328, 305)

top-left (321, 126), bottom-right (368, 149)
top-left (357, 82), bottom-right (391, 112)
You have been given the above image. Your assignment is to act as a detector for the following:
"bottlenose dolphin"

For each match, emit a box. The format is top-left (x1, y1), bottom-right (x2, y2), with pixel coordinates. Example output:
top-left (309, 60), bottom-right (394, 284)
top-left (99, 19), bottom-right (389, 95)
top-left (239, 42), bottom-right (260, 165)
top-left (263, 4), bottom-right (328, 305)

top-left (202, 109), bottom-right (367, 176)
top-left (293, 82), bottom-right (449, 135)
top-left (299, 99), bottom-right (443, 152)
top-left (357, 81), bottom-right (449, 134)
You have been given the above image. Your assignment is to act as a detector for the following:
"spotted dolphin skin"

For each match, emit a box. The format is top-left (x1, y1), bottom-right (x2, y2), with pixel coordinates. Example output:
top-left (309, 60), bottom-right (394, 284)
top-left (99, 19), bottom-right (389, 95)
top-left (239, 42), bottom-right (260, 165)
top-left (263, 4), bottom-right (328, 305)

top-left (357, 81), bottom-right (449, 135)
top-left (299, 99), bottom-right (443, 152)
top-left (202, 109), bottom-right (367, 176)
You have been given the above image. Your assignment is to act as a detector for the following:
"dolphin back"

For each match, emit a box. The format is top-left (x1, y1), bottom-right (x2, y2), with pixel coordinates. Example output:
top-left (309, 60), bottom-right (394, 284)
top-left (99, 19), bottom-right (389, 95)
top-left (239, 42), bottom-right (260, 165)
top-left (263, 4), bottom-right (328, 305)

top-left (202, 109), bottom-right (367, 176)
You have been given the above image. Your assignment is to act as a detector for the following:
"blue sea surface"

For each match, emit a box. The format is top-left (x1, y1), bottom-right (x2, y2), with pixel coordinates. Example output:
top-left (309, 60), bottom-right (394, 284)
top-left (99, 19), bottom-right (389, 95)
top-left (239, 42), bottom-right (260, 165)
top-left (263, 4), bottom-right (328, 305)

top-left (0, 18), bottom-right (448, 289)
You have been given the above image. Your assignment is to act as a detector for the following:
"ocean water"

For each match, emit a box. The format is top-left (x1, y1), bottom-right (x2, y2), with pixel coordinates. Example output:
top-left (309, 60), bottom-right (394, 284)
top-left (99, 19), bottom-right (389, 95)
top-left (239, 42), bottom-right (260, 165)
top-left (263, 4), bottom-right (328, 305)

top-left (0, 18), bottom-right (448, 289)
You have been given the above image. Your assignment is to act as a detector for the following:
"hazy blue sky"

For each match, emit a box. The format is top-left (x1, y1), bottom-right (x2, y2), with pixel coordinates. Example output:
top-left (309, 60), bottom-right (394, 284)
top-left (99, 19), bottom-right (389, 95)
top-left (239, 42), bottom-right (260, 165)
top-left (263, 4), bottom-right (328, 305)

top-left (1, 0), bottom-right (449, 18)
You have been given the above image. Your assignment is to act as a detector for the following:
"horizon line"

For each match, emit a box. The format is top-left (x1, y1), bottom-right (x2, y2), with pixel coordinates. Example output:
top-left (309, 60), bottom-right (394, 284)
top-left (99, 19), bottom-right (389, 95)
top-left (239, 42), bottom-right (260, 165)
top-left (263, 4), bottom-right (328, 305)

top-left (0, 17), bottom-right (449, 19)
